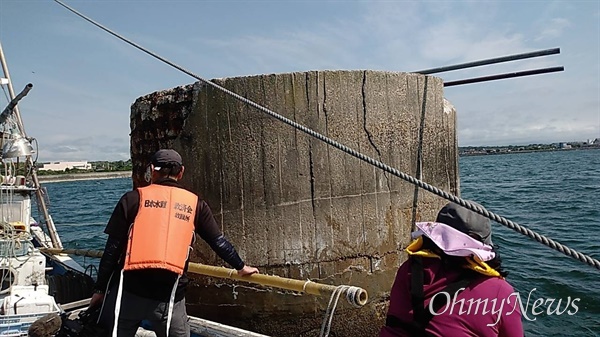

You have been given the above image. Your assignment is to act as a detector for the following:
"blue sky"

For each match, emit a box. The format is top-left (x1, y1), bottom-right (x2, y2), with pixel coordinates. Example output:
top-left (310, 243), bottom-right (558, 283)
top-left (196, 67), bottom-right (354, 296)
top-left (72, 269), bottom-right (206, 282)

top-left (0, 0), bottom-right (598, 162)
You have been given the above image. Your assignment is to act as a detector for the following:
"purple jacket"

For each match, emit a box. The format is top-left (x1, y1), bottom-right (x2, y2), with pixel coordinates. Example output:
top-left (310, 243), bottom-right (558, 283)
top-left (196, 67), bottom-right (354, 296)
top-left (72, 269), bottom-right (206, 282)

top-left (380, 257), bottom-right (524, 337)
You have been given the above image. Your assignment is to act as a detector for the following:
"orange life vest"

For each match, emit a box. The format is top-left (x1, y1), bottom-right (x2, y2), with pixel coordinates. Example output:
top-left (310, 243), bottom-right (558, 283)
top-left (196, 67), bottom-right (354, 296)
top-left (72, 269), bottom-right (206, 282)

top-left (124, 184), bottom-right (198, 275)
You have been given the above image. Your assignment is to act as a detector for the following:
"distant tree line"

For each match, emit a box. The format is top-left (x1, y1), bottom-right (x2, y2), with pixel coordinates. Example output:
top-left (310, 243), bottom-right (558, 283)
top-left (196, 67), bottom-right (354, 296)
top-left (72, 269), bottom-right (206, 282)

top-left (459, 141), bottom-right (599, 156)
top-left (90, 159), bottom-right (133, 172)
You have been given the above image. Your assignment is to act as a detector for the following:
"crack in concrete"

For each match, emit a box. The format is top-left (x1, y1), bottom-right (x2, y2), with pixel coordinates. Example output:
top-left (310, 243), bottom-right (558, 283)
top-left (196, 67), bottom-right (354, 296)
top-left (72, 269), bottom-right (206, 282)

top-left (291, 73), bottom-right (299, 151)
top-left (361, 71), bottom-right (390, 192)
top-left (258, 250), bottom-right (399, 271)
top-left (313, 72), bottom-right (324, 279)
top-left (361, 71), bottom-right (382, 159)
top-left (239, 141), bottom-right (246, 241)
top-left (259, 77), bottom-right (270, 265)
top-left (411, 76), bottom-right (429, 232)
top-left (322, 74), bottom-right (335, 251)
top-left (307, 91), bottom-right (319, 278)
top-left (381, 76), bottom-right (392, 193)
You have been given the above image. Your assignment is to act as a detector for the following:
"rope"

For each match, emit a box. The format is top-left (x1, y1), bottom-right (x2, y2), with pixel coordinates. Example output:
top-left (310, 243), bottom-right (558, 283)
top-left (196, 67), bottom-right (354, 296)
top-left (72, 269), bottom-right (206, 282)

top-left (0, 221), bottom-right (32, 258)
top-left (53, 0), bottom-right (600, 271)
top-left (84, 263), bottom-right (98, 279)
top-left (319, 286), bottom-right (363, 337)
top-left (302, 280), bottom-right (312, 293)
top-left (0, 221), bottom-right (33, 294)
top-left (319, 286), bottom-right (344, 337)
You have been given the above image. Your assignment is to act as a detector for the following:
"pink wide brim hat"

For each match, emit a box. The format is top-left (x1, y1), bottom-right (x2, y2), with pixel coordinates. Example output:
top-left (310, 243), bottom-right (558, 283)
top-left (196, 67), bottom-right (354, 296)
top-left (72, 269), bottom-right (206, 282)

top-left (412, 221), bottom-right (496, 261)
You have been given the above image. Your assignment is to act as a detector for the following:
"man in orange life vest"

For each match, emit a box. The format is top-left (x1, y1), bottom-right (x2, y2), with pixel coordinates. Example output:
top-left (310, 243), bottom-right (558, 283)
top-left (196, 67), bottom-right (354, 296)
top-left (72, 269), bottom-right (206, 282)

top-left (89, 149), bottom-right (259, 337)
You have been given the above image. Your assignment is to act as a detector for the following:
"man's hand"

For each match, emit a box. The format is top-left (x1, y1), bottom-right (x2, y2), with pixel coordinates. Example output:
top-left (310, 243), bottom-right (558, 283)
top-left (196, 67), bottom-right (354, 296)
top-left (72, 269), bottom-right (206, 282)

top-left (89, 292), bottom-right (105, 309)
top-left (237, 265), bottom-right (259, 276)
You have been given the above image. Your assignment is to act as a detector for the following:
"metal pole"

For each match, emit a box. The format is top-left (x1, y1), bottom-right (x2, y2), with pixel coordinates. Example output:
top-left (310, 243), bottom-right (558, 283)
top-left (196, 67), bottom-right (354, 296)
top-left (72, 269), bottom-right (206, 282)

top-left (0, 41), bottom-right (27, 136)
top-left (443, 66), bottom-right (565, 87)
top-left (0, 40), bottom-right (62, 249)
top-left (414, 48), bottom-right (560, 75)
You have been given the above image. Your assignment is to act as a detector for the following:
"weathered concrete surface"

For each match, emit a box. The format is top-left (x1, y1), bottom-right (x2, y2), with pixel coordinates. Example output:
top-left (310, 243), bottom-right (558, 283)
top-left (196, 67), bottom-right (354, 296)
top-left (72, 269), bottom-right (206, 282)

top-left (130, 70), bottom-right (458, 337)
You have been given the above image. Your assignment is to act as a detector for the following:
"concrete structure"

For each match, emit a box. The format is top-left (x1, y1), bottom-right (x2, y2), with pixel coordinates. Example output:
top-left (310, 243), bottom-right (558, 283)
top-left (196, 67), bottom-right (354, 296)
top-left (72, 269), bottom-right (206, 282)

top-left (129, 70), bottom-right (458, 337)
top-left (38, 161), bottom-right (91, 171)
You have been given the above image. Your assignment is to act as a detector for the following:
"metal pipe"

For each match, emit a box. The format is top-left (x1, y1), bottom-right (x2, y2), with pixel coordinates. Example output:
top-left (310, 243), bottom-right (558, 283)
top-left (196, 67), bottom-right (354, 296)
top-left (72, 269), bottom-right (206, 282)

top-left (444, 66), bottom-right (565, 87)
top-left (0, 83), bottom-right (33, 124)
top-left (414, 48), bottom-right (560, 75)
top-left (40, 248), bottom-right (369, 307)
top-left (59, 298), bottom-right (91, 311)
top-left (33, 179), bottom-right (63, 249)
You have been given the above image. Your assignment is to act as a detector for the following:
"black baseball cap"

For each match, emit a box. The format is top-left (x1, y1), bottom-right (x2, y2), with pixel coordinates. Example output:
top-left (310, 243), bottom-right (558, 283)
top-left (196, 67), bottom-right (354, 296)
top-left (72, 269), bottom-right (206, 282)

top-left (151, 149), bottom-right (182, 171)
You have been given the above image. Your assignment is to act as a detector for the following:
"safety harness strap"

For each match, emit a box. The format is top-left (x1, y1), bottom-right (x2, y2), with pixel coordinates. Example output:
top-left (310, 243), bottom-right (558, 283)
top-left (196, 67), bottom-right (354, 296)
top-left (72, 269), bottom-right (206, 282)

top-left (410, 256), bottom-right (426, 333)
top-left (386, 257), bottom-right (475, 336)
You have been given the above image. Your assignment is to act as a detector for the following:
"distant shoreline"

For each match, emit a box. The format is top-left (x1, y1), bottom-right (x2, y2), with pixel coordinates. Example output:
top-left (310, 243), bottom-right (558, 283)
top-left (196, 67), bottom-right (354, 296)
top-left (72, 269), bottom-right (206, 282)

top-left (37, 171), bottom-right (131, 183)
top-left (459, 146), bottom-right (600, 157)
top-left (34, 147), bottom-right (598, 180)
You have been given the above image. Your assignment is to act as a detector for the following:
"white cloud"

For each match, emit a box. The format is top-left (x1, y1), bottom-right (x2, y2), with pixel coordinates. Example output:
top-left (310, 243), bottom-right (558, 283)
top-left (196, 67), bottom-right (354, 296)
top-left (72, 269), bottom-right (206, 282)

top-left (535, 18), bottom-right (571, 41)
top-left (36, 135), bottom-right (130, 162)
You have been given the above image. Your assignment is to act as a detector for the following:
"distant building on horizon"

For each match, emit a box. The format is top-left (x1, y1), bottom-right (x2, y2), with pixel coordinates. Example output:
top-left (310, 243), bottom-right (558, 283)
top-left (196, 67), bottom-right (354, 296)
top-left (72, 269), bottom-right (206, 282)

top-left (39, 161), bottom-right (92, 171)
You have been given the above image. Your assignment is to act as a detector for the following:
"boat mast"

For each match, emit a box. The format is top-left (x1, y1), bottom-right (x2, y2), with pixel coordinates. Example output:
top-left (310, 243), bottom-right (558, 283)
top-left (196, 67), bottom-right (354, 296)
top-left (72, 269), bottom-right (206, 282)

top-left (0, 44), bottom-right (26, 136)
top-left (0, 40), bottom-right (62, 249)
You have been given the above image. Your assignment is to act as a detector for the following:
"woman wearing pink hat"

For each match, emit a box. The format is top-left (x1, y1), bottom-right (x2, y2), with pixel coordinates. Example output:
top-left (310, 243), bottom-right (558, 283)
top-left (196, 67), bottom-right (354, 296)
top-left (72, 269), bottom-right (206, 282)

top-left (380, 202), bottom-right (524, 337)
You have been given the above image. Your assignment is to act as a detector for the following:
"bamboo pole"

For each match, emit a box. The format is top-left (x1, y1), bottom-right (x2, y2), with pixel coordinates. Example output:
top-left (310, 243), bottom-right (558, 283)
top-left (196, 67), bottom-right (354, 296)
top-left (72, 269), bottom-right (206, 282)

top-left (40, 248), bottom-right (369, 307)
top-left (42, 248), bottom-right (104, 258)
